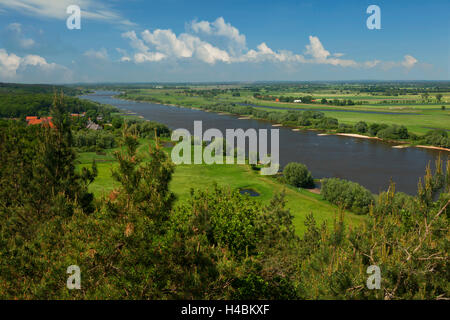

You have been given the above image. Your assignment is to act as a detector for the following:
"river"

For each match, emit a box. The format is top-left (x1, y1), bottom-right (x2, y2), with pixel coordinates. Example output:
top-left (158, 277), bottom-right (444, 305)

top-left (81, 91), bottom-right (447, 195)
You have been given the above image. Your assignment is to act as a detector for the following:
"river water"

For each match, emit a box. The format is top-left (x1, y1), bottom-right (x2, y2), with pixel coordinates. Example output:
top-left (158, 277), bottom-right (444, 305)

top-left (81, 91), bottom-right (447, 195)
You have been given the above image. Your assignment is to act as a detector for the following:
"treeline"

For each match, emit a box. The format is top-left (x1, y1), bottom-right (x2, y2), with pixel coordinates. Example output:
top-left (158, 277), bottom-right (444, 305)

top-left (0, 98), bottom-right (448, 299)
top-left (73, 130), bottom-right (117, 151)
top-left (253, 93), bottom-right (363, 106)
top-left (122, 118), bottom-right (171, 138)
top-left (0, 92), bottom-right (118, 119)
top-left (0, 82), bottom-right (83, 95)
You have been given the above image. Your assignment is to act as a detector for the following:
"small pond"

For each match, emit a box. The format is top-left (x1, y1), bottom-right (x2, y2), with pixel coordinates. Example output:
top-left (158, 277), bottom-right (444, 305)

top-left (239, 188), bottom-right (261, 197)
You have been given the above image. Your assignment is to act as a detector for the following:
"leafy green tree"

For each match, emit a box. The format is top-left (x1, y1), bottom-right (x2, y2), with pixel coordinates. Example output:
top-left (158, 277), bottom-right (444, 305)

top-left (354, 121), bottom-right (368, 133)
top-left (283, 162), bottom-right (314, 188)
top-left (112, 117), bottom-right (124, 129)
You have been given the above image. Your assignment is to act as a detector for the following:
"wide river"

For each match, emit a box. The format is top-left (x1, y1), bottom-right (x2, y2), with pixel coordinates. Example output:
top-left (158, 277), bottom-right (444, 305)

top-left (82, 91), bottom-right (447, 195)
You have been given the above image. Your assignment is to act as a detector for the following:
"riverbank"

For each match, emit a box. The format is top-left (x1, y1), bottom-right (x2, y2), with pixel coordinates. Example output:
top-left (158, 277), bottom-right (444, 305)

top-left (114, 94), bottom-right (449, 152)
top-left (335, 133), bottom-right (381, 140)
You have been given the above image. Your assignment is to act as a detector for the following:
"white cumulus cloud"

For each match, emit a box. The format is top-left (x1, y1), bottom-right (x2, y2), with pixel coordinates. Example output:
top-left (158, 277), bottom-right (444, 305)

top-left (0, 48), bottom-right (71, 82)
top-left (123, 28), bottom-right (231, 65)
top-left (84, 48), bottom-right (108, 60)
top-left (401, 55), bottom-right (418, 69)
top-left (118, 17), bottom-right (419, 71)
top-left (191, 17), bottom-right (246, 49)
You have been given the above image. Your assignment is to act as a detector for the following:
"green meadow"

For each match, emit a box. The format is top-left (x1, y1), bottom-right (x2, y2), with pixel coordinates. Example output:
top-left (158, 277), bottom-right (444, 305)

top-left (77, 138), bottom-right (366, 235)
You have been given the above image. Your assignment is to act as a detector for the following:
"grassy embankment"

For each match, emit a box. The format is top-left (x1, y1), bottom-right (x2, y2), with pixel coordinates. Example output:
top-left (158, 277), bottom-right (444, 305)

top-left (77, 137), bottom-right (366, 235)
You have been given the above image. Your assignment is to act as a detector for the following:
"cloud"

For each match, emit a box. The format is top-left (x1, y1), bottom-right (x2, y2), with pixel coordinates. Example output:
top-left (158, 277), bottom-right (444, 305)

top-left (0, 0), bottom-right (135, 26)
top-left (305, 36), bottom-right (330, 61)
top-left (118, 17), bottom-right (419, 71)
top-left (303, 36), bottom-right (358, 67)
top-left (142, 29), bottom-right (193, 58)
top-left (84, 48), bottom-right (108, 60)
top-left (191, 17), bottom-right (246, 49)
top-left (122, 31), bottom-right (150, 53)
top-left (0, 49), bottom-right (21, 79)
top-left (121, 30), bottom-right (166, 62)
top-left (377, 55), bottom-right (419, 71)
top-left (401, 55), bottom-right (418, 69)
top-left (123, 29), bottom-right (231, 65)
top-left (364, 60), bottom-right (381, 68)
top-left (134, 52), bottom-right (166, 63)
top-left (0, 48), bottom-right (72, 82)
top-left (116, 48), bottom-right (131, 62)
top-left (236, 42), bottom-right (304, 63)
top-left (5, 22), bottom-right (35, 49)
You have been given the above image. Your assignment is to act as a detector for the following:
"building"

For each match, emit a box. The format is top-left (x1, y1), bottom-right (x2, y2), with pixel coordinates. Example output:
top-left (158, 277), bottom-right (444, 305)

top-left (26, 116), bottom-right (54, 128)
top-left (86, 120), bottom-right (102, 130)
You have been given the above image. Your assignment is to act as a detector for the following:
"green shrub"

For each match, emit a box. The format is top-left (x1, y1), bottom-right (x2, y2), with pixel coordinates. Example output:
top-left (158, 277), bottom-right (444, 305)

top-left (337, 123), bottom-right (354, 133)
top-left (377, 125), bottom-right (409, 140)
top-left (354, 121), bottom-right (368, 133)
top-left (321, 178), bottom-right (374, 214)
top-left (368, 123), bottom-right (388, 136)
top-left (423, 130), bottom-right (450, 148)
top-left (283, 162), bottom-right (314, 188)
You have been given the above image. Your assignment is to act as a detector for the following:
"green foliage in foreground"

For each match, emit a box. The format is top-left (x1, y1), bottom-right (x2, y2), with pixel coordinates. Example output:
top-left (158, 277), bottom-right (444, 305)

top-left (0, 99), bottom-right (449, 299)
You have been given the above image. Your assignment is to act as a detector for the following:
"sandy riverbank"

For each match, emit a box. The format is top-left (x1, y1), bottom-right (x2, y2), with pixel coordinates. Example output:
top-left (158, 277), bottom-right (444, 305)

top-left (415, 145), bottom-right (450, 152)
top-left (392, 145), bottom-right (409, 149)
top-left (335, 133), bottom-right (380, 140)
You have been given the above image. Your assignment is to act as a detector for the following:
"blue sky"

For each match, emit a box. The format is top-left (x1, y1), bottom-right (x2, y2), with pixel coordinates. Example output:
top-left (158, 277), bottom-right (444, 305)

top-left (0, 0), bottom-right (448, 83)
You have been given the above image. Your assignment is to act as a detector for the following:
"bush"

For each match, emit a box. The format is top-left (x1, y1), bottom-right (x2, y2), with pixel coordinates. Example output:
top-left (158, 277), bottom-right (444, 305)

top-left (377, 125), bottom-right (409, 140)
top-left (317, 117), bottom-right (338, 129)
top-left (283, 162), bottom-right (314, 188)
top-left (354, 121), bottom-right (368, 133)
top-left (298, 116), bottom-right (312, 126)
top-left (368, 123), bottom-right (388, 136)
top-left (112, 117), bottom-right (124, 129)
top-left (321, 178), bottom-right (374, 214)
top-left (337, 123), bottom-right (354, 133)
top-left (302, 110), bottom-right (324, 119)
top-left (423, 129), bottom-right (450, 148)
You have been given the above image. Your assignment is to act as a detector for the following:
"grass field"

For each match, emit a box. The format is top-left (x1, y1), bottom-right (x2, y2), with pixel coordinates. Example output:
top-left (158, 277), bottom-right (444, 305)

top-left (77, 138), bottom-right (366, 235)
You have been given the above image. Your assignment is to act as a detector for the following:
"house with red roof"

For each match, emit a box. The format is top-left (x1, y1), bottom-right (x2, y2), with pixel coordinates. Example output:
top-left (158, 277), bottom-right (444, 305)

top-left (26, 116), bottom-right (54, 128)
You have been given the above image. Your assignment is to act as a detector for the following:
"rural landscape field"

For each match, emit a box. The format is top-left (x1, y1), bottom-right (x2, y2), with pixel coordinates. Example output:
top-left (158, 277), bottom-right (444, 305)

top-left (0, 0), bottom-right (449, 307)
